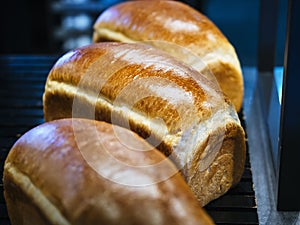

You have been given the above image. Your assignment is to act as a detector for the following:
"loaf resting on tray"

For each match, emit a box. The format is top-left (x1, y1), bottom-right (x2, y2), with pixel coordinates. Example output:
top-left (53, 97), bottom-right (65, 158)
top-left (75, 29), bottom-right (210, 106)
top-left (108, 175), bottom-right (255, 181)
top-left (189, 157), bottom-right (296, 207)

top-left (93, 0), bottom-right (244, 111)
top-left (43, 42), bottom-right (246, 206)
top-left (3, 118), bottom-right (215, 225)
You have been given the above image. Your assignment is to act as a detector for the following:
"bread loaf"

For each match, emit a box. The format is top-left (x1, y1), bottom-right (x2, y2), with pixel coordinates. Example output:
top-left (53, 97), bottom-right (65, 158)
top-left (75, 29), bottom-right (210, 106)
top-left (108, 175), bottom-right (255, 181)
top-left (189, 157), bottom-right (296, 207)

top-left (93, 0), bottom-right (244, 111)
top-left (43, 42), bottom-right (246, 206)
top-left (3, 118), bottom-right (214, 225)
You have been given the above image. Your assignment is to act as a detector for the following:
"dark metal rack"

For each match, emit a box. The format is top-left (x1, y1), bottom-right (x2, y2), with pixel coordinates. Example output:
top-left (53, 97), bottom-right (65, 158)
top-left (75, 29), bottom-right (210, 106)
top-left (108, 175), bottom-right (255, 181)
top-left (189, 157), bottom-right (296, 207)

top-left (0, 56), bottom-right (258, 225)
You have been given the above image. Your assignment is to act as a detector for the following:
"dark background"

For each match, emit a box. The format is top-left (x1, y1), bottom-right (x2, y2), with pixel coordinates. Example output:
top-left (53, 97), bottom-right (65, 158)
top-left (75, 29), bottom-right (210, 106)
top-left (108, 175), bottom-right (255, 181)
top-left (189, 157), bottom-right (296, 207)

top-left (0, 0), bottom-right (288, 66)
top-left (0, 0), bottom-right (50, 54)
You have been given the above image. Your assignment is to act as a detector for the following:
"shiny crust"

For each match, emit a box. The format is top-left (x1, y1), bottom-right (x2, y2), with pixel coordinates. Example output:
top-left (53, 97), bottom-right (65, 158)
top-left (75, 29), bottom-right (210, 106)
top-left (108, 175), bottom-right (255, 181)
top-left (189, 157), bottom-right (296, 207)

top-left (43, 42), bottom-right (246, 206)
top-left (93, 0), bottom-right (244, 111)
top-left (3, 119), bottom-right (214, 225)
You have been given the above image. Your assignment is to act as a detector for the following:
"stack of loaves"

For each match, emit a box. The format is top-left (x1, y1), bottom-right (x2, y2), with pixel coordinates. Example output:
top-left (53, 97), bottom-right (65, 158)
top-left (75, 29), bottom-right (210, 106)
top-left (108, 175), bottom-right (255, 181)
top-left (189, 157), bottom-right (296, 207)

top-left (3, 1), bottom-right (246, 225)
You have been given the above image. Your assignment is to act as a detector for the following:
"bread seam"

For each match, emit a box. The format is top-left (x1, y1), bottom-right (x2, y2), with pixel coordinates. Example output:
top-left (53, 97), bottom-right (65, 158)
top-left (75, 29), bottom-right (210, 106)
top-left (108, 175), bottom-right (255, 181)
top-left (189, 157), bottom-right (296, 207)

top-left (4, 163), bottom-right (70, 225)
top-left (93, 27), bottom-right (241, 71)
top-left (45, 79), bottom-right (241, 173)
top-left (45, 80), bottom-right (175, 143)
top-left (93, 28), bottom-right (135, 43)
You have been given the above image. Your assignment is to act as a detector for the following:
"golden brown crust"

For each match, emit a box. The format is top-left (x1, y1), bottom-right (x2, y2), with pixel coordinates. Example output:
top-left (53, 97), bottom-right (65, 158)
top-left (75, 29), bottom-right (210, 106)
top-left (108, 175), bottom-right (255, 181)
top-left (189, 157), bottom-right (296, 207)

top-left (93, 1), bottom-right (225, 51)
top-left (43, 42), bottom-right (246, 206)
top-left (93, 0), bottom-right (244, 111)
top-left (4, 118), bottom-right (215, 225)
top-left (44, 42), bottom-right (221, 125)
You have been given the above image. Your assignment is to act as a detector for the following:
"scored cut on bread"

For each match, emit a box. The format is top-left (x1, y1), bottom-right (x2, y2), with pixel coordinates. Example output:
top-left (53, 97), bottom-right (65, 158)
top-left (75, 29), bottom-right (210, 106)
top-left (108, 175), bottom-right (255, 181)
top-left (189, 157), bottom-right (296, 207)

top-left (43, 42), bottom-right (246, 206)
top-left (93, 0), bottom-right (244, 111)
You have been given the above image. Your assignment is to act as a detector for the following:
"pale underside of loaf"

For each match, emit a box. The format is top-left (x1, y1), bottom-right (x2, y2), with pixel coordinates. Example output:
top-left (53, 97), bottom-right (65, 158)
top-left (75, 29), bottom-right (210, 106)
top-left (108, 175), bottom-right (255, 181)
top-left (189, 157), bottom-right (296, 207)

top-left (93, 27), bottom-right (244, 112)
top-left (44, 79), bottom-right (245, 206)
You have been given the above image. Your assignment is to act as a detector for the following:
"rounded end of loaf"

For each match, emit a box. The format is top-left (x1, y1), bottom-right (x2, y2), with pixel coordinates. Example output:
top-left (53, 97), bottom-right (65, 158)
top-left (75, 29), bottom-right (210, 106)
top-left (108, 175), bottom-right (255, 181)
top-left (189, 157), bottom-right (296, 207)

top-left (185, 121), bottom-right (246, 206)
top-left (204, 59), bottom-right (244, 112)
